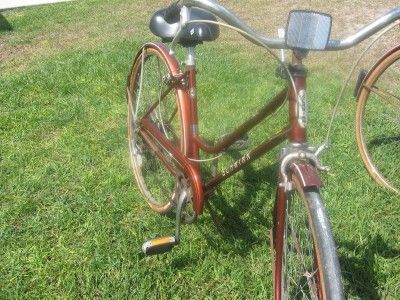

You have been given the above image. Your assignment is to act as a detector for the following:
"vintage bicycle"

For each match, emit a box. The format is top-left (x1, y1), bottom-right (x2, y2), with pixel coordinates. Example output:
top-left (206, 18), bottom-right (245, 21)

top-left (126, 0), bottom-right (400, 298)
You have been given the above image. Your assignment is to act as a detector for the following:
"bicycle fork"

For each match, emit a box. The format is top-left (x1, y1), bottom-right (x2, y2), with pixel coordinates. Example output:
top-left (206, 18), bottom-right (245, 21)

top-left (271, 143), bottom-right (329, 297)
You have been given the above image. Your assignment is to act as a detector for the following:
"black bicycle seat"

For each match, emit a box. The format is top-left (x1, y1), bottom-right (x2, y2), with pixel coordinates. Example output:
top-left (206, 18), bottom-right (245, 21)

top-left (149, 7), bottom-right (220, 47)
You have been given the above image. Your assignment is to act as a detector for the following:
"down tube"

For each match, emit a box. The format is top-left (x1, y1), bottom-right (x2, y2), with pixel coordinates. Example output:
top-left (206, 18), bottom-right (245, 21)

top-left (204, 126), bottom-right (290, 193)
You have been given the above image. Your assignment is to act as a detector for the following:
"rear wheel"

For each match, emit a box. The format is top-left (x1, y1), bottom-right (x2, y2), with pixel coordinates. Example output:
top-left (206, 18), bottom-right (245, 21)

top-left (356, 46), bottom-right (400, 194)
top-left (274, 177), bottom-right (344, 299)
top-left (127, 44), bottom-right (185, 213)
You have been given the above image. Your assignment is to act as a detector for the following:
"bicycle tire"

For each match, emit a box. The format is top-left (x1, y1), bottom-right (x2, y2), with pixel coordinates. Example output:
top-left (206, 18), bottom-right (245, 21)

top-left (274, 176), bottom-right (344, 299)
top-left (355, 45), bottom-right (400, 194)
top-left (127, 43), bottom-right (186, 213)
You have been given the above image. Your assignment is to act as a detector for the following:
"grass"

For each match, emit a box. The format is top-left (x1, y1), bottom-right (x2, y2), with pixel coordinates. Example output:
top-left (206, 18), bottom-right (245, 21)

top-left (1, 0), bottom-right (399, 299)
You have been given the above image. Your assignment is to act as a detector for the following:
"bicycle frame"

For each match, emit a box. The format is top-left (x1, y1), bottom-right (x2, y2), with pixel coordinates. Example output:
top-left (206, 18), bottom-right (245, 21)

top-left (137, 0), bottom-right (400, 216)
top-left (133, 2), bottom-right (400, 297)
top-left (137, 42), bottom-right (313, 215)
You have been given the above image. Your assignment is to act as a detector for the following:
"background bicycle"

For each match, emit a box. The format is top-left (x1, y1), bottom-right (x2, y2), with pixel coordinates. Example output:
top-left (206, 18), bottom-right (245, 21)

top-left (0, 0), bottom-right (399, 299)
top-left (355, 42), bottom-right (400, 194)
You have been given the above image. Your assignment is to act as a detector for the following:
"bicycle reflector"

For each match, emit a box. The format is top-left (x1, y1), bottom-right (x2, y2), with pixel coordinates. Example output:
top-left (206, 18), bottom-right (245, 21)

top-left (285, 10), bottom-right (332, 50)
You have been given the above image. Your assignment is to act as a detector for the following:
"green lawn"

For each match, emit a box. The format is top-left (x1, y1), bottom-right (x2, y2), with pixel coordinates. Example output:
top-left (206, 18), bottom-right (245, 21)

top-left (1, 0), bottom-right (399, 299)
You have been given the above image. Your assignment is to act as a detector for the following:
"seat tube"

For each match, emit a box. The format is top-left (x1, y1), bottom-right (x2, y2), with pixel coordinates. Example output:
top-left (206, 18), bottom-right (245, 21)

top-left (288, 52), bottom-right (308, 144)
top-left (186, 47), bottom-right (200, 167)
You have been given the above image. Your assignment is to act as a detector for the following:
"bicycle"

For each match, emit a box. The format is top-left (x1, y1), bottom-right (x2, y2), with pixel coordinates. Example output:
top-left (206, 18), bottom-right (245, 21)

top-left (355, 43), bottom-right (400, 194)
top-left (126, 1), bottom-right (400, 298)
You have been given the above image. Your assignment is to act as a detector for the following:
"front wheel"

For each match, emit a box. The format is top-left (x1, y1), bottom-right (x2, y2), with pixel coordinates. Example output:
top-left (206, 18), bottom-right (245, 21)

top-left (274, 176), bottom-right (344, 299)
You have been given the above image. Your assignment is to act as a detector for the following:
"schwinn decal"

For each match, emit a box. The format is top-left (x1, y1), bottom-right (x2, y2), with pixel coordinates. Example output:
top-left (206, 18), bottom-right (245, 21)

top-left (297, 89), bottom-right (308, 128)
top-left (222, 153), bottom-right (251, 177)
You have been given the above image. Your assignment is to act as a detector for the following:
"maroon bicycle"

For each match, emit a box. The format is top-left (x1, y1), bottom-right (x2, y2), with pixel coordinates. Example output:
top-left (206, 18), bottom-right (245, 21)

top-left (126, 0), bottom-right (400, 298)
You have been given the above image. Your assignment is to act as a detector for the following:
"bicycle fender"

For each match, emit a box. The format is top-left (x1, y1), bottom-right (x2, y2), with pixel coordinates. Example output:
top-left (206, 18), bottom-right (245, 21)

top-left (290, 162), bottom-right (322, 188)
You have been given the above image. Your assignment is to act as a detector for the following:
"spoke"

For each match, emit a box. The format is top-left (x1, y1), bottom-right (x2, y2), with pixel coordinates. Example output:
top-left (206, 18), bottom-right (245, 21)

top-left (128, 91), bottom-right (140, 129)
top-left (139, 129), bottom-right (177, 177)
top-left (134, 48), bottom-right (146, 120)
top-left (143, 82), bottom-right (174, 119)
top-left (168, 106), bottom-right (178, 124)
top-left (156, 58), bottom-right (171, 139)
top-left (383, 113), bottom-right (400, 128)
top-left (364, 84), bottom-right (400, 112)
top-left (288, 218), bottom-right (318, 298)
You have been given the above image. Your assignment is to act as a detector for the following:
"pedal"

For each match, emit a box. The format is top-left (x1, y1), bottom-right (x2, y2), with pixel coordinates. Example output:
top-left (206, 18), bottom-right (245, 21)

top-left (141, 236), bottom-right (177, 256)
top-left (141, 189), bottom-right (188, 256)
top-left (226, 134), bottom-right (249, 151)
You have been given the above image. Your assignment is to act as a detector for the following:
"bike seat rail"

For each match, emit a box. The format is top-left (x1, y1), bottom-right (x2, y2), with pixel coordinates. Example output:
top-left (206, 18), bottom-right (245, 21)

top-left (157, 0), bottom-right (400, 51)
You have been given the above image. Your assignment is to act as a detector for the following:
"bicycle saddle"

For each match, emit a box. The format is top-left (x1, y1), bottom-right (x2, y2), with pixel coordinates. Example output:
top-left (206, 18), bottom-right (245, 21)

top-left (149, 6), bottom-right (220, 47)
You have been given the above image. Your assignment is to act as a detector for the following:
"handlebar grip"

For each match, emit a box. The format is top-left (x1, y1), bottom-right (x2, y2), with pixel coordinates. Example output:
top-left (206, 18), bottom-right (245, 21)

top-left (164, 2), bottom-right (181, 23)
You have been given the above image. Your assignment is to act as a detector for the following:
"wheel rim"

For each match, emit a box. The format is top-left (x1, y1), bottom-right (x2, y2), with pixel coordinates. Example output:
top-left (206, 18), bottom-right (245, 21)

top-left (127, 47), bottom-right (184, 211)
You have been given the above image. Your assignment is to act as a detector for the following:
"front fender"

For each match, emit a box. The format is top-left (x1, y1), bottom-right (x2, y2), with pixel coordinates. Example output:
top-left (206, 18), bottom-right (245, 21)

top-left (290, 162), bottom-right (322, 189)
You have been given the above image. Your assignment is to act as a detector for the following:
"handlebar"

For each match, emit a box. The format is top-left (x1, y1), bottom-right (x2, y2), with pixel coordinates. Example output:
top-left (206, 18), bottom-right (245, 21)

top-left (174, 0), bottom-right (400, 51)
top-left (326, 7), bottom-right (400, 50)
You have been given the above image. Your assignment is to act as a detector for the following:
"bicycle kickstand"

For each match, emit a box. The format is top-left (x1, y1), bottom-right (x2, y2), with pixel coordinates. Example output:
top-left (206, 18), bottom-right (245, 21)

top-left (141, 190), bottom-right (188, 256)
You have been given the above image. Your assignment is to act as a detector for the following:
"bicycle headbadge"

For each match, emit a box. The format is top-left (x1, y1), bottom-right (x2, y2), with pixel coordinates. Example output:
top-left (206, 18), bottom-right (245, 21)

top-left (285, 10), bottom-right (332, 51)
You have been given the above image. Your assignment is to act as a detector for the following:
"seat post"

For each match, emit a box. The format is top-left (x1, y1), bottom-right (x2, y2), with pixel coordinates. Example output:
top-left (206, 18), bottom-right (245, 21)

top-left (184, 46), bottom-right (200, 165)
top-left (185, 47), bottom-right (196, 66)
